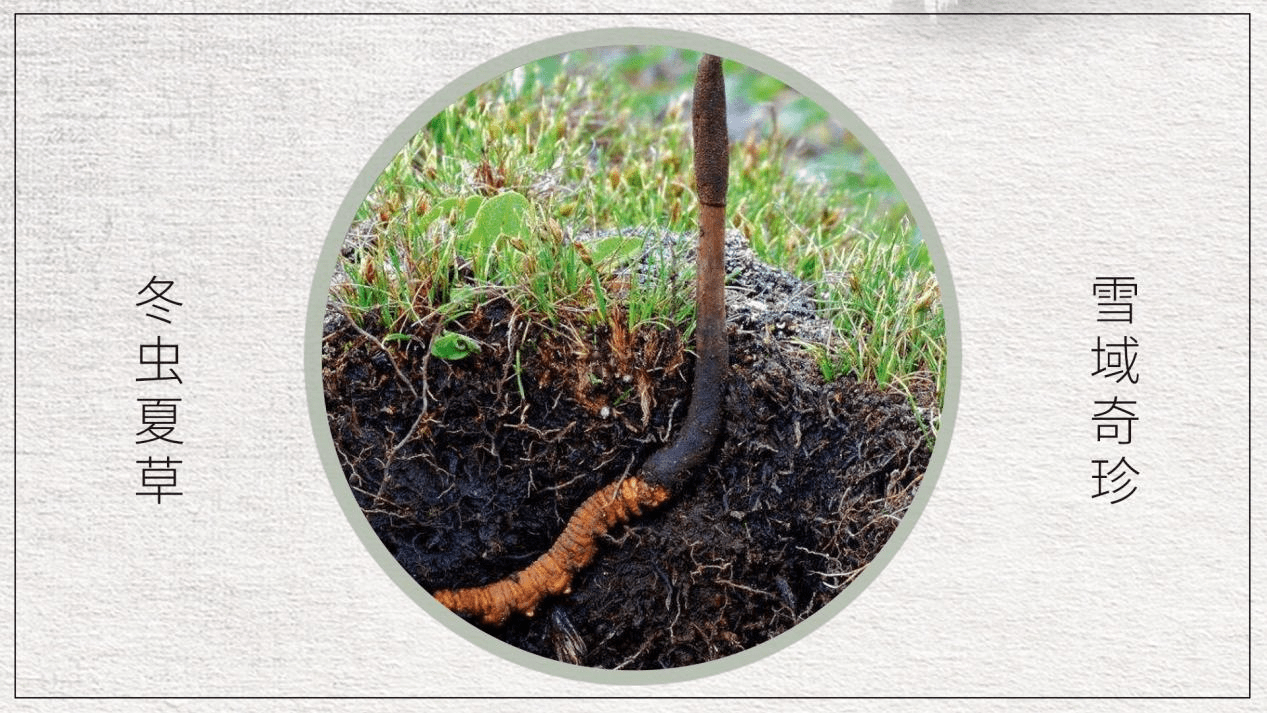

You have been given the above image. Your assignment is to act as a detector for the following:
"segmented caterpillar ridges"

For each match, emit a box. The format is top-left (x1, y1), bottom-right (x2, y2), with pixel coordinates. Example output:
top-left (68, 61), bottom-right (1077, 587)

top-left (433, 477), bottom-right (670, 626)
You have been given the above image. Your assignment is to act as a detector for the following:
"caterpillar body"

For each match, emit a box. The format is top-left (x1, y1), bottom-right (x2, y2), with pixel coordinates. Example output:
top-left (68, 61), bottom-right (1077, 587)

top-left (433, 476), bottom-right (670, 626)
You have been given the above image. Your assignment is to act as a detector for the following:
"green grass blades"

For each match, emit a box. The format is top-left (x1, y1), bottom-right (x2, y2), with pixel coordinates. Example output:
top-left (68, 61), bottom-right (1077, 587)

top-left (334, 48), bottom-right (946, 411)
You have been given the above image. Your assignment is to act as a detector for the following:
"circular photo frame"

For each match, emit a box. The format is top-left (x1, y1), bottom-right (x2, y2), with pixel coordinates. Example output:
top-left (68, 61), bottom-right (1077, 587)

top-left (307, 28), bottom-right (958, 683)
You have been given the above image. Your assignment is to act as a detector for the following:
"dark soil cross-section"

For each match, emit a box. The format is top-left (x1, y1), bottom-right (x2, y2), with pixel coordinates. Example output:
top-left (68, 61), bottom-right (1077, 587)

top-left (321, 232), bottom-right (932, 669)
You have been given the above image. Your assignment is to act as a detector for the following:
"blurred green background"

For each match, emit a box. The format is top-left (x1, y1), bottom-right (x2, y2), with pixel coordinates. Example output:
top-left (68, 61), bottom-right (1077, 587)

top-left (501, 45), bottom-right (909, 222)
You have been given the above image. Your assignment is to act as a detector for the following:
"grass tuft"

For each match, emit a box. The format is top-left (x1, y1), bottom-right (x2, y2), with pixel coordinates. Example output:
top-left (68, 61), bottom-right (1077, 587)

top-left (333, 48), bottom-right (946, 410)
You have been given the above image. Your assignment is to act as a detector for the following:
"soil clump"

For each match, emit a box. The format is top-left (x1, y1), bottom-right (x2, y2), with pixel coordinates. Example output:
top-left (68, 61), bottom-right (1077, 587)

top-left (322, 231), bottom-right (933, 669)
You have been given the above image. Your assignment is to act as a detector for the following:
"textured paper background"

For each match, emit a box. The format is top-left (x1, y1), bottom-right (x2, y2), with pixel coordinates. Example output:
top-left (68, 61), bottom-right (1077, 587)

top-left (5, 3), bottom-right (1258, 711)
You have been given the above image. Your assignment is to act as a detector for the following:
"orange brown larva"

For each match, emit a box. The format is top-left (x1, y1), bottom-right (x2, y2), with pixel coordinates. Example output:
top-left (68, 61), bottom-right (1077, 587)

top-left (433, 476), bottom-right (669, 626)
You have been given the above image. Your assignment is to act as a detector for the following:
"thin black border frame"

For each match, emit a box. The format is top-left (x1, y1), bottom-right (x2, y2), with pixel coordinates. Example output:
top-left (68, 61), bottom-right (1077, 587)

top-left (7, 9), bottom-right (1256, 704)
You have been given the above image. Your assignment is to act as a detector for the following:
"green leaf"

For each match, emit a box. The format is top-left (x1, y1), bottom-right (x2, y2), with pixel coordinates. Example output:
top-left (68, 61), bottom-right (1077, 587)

top-left (462, 195), bottom-right (485, 220)
top-left (589, 235), bottom-right (644, 266)
top-left (430, 330), bottom-right (481, 361)
top-left (465, 191), bottom-right (531, 279)
top-left (469, 191), bottom-right (530, 248)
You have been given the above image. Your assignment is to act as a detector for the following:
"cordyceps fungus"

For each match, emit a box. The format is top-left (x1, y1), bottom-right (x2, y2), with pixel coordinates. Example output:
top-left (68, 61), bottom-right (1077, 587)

top-left (433, 54), bottom-right (731, 626)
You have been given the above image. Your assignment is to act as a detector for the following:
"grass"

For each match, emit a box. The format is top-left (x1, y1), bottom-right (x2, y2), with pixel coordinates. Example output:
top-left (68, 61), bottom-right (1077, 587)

top-left (332, 48), bottom-right (945, 410)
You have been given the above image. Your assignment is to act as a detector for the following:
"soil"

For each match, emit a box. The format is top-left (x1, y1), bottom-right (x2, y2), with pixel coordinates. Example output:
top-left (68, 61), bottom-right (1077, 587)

top-left (321, 230), bottom-right (935, 669)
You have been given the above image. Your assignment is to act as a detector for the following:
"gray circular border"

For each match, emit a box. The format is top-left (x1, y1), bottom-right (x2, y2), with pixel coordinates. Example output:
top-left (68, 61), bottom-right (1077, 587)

top-left (305, 26), bottom-right (960, 687)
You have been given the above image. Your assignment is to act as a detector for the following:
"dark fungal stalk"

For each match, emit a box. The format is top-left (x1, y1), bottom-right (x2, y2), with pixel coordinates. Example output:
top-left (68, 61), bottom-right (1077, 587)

top-left (433, 55), bottom-right (729, 626)
top-left (637, 53), bottom-right (729, 494)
